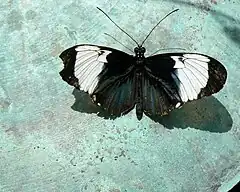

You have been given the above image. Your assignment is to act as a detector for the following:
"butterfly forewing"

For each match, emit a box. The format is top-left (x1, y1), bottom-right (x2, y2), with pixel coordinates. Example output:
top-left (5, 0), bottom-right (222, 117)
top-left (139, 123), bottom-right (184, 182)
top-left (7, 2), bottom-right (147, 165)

top-left (59, 44), bottom-right (134, 92)
top-left (145, 53), bottom-right (227, 106)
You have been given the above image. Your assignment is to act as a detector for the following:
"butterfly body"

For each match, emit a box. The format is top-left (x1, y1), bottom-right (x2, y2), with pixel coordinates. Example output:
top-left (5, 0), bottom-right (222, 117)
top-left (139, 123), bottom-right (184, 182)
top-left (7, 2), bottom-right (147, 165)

top-left (59, 44), bottom-right (227, 120)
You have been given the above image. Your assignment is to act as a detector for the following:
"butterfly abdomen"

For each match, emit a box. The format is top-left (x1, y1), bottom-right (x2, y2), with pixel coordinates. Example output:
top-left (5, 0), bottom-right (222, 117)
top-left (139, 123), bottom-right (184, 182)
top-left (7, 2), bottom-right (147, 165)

top-left (135, 71), bottom-right (144, 120)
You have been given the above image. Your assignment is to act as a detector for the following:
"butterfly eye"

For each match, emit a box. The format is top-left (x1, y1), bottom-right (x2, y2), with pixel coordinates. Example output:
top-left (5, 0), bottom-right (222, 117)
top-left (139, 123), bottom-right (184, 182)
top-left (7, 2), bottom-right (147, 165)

top-left (141, 47), bottom-right (146, 53)
top-left (134, 47), bottom-right (139, 53)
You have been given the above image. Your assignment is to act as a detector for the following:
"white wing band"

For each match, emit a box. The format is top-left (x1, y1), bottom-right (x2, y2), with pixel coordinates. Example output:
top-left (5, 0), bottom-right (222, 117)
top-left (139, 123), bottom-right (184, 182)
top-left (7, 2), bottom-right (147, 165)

top-left (74, 46), bottom-right (111, 94)
top-left (171, 54), bottom-right (209, 102)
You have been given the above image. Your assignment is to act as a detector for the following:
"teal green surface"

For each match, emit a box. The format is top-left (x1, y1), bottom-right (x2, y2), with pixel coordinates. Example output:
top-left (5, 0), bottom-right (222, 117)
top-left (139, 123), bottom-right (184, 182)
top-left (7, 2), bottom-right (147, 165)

top-left (0, 0), bottom-right (239, 191)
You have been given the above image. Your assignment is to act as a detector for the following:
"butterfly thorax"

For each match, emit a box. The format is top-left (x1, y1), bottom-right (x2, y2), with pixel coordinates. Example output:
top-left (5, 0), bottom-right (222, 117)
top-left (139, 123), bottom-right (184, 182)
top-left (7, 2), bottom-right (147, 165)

top-left (134, 46), bottom-right (146, 67)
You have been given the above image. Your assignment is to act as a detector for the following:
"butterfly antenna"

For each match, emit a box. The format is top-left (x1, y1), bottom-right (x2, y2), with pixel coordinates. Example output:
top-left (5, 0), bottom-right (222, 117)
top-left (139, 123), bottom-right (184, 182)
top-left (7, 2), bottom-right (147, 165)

top-left (97, 7), bottom-right (140, 47)
top-left (140, 9), bottom-right (179, 47)
top-left (104, 33), bottom-right (134, 53)
top-left (149, 47), bottom-right (186, 56)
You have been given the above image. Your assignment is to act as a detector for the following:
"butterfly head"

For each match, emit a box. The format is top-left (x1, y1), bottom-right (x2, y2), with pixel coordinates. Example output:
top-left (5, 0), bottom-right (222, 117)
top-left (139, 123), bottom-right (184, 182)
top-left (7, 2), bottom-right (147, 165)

top-left (134, 46), bottom-right (146, 58)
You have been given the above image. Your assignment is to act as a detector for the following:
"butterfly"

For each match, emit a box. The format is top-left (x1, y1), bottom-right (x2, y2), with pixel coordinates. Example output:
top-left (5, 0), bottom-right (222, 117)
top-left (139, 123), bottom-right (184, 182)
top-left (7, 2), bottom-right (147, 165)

top-left (59, 7), bottom-right (227, 120)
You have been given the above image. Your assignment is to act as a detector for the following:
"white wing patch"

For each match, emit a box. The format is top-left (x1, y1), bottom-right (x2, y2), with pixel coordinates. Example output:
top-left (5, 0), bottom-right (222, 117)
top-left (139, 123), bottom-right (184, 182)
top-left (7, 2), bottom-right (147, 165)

top-left (171, 54), bottom-right (210, 103)
top-left (74, 46), bottom-right (111, 94)
top-left (172, 56), bottom-right (185, 68)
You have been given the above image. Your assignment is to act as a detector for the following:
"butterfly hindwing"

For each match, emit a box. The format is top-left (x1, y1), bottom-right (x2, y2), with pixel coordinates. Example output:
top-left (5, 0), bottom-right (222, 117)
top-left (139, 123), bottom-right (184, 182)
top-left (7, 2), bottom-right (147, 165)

top-left (142, 71), bottom-right (182, 117)
top-left (92, 69), bottom-right (137, 117)
top-left (145, 53), bottom-right (227, 106)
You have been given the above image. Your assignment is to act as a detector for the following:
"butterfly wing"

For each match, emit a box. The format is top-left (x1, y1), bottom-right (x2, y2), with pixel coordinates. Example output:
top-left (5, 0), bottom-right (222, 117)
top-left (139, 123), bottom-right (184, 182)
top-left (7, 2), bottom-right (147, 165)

top-left (92, 68), bottom-right (137, 116)
top-left (143, 53), bottom-right (227, 116)
top-left (59, 44), bottom-right (137, 116)
top-left (142, 70), bottom-right (182, 117)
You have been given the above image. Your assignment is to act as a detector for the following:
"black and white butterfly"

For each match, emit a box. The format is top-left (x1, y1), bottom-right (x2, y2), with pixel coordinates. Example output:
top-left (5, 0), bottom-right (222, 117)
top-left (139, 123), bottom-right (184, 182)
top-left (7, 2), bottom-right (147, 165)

top-left (59, 8), bottom-right (227, 120)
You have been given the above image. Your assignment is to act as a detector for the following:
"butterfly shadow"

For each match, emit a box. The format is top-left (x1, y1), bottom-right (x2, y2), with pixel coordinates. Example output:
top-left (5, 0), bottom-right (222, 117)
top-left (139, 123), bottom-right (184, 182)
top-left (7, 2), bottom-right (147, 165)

top-left (71, 89), bottom-right (232, 133)
top-left (71, 89), bottom-right (119, 120)
top-left (147, 96), bottom-right (233, 133)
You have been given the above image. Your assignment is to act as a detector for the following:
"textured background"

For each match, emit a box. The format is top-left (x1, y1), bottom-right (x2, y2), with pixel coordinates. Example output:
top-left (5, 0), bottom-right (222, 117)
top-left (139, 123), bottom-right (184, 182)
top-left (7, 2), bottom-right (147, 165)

top-left (0, 0), bottom-right (240, 191)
